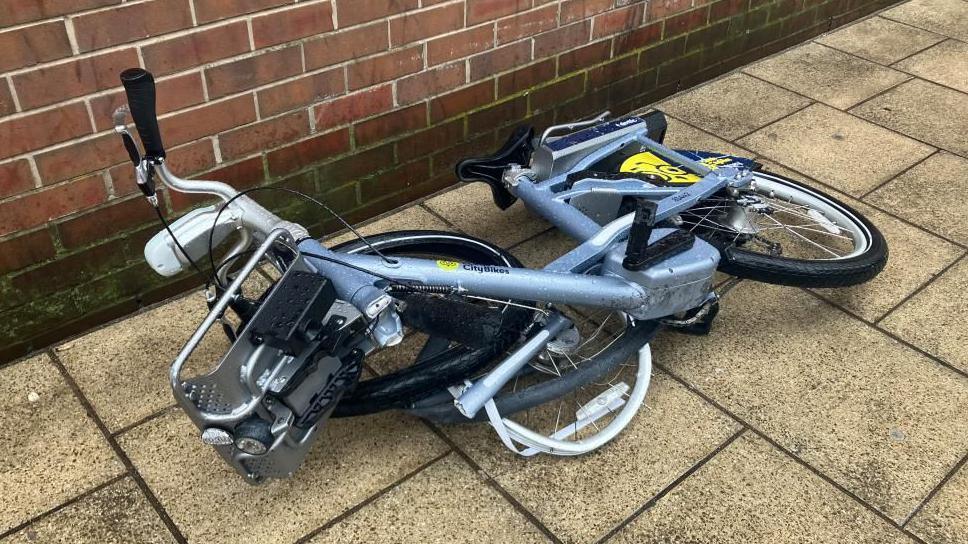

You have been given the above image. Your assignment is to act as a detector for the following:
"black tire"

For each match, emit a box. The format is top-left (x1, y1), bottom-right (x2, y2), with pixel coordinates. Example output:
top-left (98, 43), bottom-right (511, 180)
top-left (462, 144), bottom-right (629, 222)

top-left (329, 231), bottom-right (536, 417)
top-left (698, 171), bottom-right (888, 288)
top-left (406, 319), bottom-right (660, 424)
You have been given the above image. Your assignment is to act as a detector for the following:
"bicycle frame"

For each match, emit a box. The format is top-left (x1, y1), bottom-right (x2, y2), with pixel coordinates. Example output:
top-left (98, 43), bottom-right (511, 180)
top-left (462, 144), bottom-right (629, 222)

top-left (150, 111), bottom-right (757, 481)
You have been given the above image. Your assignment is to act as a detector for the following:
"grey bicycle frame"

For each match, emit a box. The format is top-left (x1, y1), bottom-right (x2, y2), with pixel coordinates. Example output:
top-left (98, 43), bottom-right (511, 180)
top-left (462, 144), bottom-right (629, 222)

top-left (157, 112), bottom-right (756, 480)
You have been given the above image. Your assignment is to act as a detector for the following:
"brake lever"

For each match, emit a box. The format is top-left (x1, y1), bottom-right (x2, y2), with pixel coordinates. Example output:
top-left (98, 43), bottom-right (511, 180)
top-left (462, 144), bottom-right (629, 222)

top-left (113, 105), bottom-right (158, 205)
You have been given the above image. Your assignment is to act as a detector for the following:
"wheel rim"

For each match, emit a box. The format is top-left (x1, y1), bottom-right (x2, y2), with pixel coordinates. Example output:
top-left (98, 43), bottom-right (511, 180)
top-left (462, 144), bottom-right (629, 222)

top-left (681, 172), bottom-right (872, 261)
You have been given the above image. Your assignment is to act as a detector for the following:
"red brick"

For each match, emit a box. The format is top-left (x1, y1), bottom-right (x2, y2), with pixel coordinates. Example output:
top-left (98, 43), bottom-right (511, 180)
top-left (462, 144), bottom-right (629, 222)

top-left (0, 229), bottom-right (56, 274)
top-left (427, 25), bottom-right (493, 65)
top-left (72, 0), bottom-right (193, 52)
top-left (710, 0), bottom-right (747, 20)
top-left (532, 73), bottom-right (585, 107)
top-left (430, 80), bottom-right (494, 122)
top-left (587, 54), bottom-right (637, 89)
top-left (666, 6), bottom-right (709, 37)
top-left (205, 46), bottom-right (303, 99)
top-left (161, 95), bottom-right (258, 147)
top-left (142, 21), bottom-right (251, 76)
top-left (396, 120), bottom-right (464, 160)
top-left (347, 45), bottom-right (422, 90)
top-left (252, 1), bottom-right (335, 48)
top-left (649, 0), bottom-right (694, 19)
top-left (0, 83), bottom-right (14, 116)
top-left (0, 0), bottom-right (117, 26)
top-left (335, 0), bottom-right (418, 27)
top-left (56, 196), bottom-right (156, 249)
top-left (89, 71), bottom-right (206, 132)
top-left (0, 174), bottom-right (107, 236)
top-left (396, 62), bottom-right (465, 105)
top-left (354, 104), bottom-right (427, 146)
top-left (593, 4), bottom-right (644, 38)
top-left (0, 20), bottom-right (72, 72)
top-left (561, 0), bottom-right (613, 24)
top-left (497, 5), bottom-right (558, 44)
top-left (558, 40), bottom-right (611, 74)
top-left (469, 41), bottom-right (531, 81)
top-left (171, 156), bottom-right (266, 210)
top-left (534, 21), bottom-right (591, 58)
top-left (35, 133), bottom-right (127, 184)
top-left (497, 59), bottom-right (555, 97)
top-left (194, 0), bottom-right (290, 23)
top-left (313, 85), bottom-right (394, 130)
top-left (0, 159), bottom-right (35, 199)
top-left (389, 3), bottom-right (463, 46)
top-left (110, 139), bottom-right (217, 195)
top-left (0, 102), bottom-right (91, 160)
top-left (267, 128), bottom-right (351, 176)
top-left (613, 21), bottom-right (662, 54)
top-left (467, 0), bottom-right (530, 24)
top-left (219, 110), bottom-right (312, 160)
top-left (13, 48), bottom-right (139, 110)
top-left (257, 68), bottom-right (345, 118)
top-left (359, 158), bottom-right (429, 201)
top-left (316, 142), bottom-right (393, 183)
top-left (468, 96), bottom-right (526, 135)
top-left (304, 22), bottom-right (389, 70)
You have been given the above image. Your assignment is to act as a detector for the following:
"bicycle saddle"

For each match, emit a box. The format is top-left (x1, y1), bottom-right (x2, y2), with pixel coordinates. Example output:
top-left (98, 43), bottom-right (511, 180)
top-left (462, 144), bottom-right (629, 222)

top-left (456, 125), bottom-right (535, 209)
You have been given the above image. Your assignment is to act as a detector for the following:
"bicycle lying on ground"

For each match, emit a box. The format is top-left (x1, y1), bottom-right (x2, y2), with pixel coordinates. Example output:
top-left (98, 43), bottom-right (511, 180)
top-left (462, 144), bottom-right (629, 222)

top-left (114, 68), bottom-right (887, 483)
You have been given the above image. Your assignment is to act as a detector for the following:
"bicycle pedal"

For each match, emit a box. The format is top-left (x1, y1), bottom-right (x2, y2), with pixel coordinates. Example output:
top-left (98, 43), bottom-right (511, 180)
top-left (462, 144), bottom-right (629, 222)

top-left (624, 230), bottom-right (696, 271)
top-left (666, 301), bottom-right (719, 336)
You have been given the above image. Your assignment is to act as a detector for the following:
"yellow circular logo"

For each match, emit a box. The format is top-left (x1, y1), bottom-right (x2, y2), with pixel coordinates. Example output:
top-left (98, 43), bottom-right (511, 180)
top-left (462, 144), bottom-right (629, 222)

top-left (436, 260), bottom-right (460, 271)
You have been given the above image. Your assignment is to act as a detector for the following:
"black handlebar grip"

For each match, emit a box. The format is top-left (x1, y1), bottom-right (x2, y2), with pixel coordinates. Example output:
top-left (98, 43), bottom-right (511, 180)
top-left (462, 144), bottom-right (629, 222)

top-left (120, 68), bottom-right (165, 159)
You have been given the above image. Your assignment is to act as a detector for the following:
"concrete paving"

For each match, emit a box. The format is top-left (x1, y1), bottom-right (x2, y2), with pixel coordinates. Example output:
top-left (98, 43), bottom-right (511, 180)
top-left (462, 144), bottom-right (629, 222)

top-left (2, 1), bottom-right (967, 542)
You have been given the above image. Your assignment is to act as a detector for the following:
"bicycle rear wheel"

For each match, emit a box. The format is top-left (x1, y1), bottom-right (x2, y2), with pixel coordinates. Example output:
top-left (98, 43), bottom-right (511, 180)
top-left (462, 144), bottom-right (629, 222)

top-left (685, 170), bottom-right (888, 288)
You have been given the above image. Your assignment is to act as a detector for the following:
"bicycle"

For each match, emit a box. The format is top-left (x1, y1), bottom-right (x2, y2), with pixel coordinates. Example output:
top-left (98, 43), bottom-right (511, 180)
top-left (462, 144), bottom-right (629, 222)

top-left (114, 68), bottom-right (887, 483)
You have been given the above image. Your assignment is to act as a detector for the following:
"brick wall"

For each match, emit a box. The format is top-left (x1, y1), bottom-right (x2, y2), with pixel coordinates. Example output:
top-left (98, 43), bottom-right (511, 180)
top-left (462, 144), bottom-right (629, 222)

top-left (0, 0), bottom-right (899, 361)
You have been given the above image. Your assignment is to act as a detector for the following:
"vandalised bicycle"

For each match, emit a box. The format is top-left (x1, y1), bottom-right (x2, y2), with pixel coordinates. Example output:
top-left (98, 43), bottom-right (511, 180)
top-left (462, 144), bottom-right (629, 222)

top-left (115, 68), bottom-right (887, 483)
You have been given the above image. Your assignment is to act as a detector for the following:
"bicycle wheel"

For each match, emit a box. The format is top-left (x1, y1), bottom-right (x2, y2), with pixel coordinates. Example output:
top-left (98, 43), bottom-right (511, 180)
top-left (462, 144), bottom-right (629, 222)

top-left (683, 170), bottom-right (888, 288)
top-left (328, 230), bottom-right (536, 417)
top-left (409, 270), bottom-right (661, 455)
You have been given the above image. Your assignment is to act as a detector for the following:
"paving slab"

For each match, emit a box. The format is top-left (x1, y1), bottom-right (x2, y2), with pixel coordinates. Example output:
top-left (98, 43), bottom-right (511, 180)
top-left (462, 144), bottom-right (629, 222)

top-left (119, 410), bottom-right (448, 544)
top-left (882, 0), bottom-right (968, 41)
top-left (443, 372), bottom-right (741, 543)
top-left (894, 40), bottom-right (968, 94)
top-left (908, 459), bottom-right (968, 544)
top-left (308, 453), bottom-right (548, 544)
top-left (510, 228), bottom-right (576, 268)
top-left (0, 355), bottom-right (124, 533)
top-left (425, 183), bottom-right (551, 248)
top-left (757, 161), bottom-right (964, 322)
top-left (743, 42), bottom-right (910, 109)
top-left (851, 78), bottom-right (968, 158)
top-left (56, 293), bottom-right (232, 432)
top-left (816, 16), bottom-right (944, 65)
top-left (611, 433), bottom-right (914, 543)
top-left (865, 152), bottom-right (968, 246)
top-left (880, 257), bottom-right (968, 375)
top-left (659, 73), bottom-right (812, 140)
top-left (651, 282), bottom-right (968, 522)
top-left (660, 116), bottom-right (754, 156)
top-left (0, 477), bottom-right (174, 544)
top-left (738, 103), bottom-right (934, 197)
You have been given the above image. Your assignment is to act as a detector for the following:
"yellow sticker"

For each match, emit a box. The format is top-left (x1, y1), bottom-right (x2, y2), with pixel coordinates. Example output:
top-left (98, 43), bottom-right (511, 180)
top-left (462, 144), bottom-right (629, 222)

top-left (436, 259), bottom-right (460, 271)
top-left (619, 152), bottom-right (732, 184)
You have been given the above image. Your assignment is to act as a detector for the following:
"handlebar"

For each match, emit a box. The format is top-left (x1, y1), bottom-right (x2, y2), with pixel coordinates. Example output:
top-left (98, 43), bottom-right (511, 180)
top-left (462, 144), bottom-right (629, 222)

top-left (120, 68), bottom-right (166, 160)
top-left (117, 67), bottom-right (395, 328)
